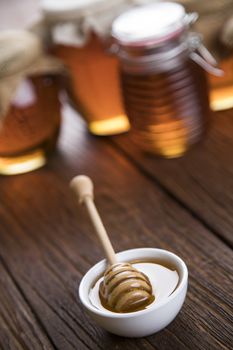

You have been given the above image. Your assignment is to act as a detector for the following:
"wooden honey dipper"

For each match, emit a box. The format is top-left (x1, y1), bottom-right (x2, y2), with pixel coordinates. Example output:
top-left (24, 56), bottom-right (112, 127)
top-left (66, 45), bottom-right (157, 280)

top-left (70, 175), bottom-right (154, 313)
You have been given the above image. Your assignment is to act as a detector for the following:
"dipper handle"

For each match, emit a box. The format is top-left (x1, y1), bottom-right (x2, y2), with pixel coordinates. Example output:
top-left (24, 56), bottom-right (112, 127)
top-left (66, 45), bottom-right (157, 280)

top-left (70, 175), bottom-right (94, 203)
top-left (70, 175), bottom-right (117, 266)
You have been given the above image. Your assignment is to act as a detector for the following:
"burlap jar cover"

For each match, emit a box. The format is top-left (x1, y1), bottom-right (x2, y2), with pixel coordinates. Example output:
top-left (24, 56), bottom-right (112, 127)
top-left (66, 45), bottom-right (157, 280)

top-left (41, 0), bottom-right (159, 46)
top-left (0, 30), bottom-right (64, 122)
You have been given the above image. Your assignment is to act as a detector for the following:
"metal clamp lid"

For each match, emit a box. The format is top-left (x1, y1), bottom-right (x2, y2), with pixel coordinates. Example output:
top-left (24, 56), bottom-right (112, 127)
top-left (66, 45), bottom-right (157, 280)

top-left (188, 33), bottom-right (224, 76)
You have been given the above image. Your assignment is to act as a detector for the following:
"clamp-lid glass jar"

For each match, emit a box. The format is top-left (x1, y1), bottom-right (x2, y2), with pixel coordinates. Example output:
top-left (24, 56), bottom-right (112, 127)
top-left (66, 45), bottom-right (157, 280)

top-left (112, 2), bottom-right (221, 158)
top-left (0, 30), bottom-right (62, 175)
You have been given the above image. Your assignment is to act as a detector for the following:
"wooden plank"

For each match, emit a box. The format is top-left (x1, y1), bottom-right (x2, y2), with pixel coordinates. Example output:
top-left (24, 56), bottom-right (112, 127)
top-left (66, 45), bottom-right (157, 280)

top-left (111, 109), bottom-right (233, 246)
top-left (0, 107), bottom-right (232, 349)
top-left (0, 259), bottom-right (54, 350)
top-left (0, 108), bottom-right (160, 350)
top-left (0, 185), bottom-right (159, 350)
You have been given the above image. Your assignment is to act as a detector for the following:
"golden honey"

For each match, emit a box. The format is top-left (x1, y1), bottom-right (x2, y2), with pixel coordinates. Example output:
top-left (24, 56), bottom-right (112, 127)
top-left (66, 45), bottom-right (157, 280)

top-left (0, 75), bottom-right (61, 175)
top-left (209, 56), bottom-right (233, 111)
top-left (53, 35), bottom-right (130, 136)
top-left (121, 60), bottom-right (210, 158)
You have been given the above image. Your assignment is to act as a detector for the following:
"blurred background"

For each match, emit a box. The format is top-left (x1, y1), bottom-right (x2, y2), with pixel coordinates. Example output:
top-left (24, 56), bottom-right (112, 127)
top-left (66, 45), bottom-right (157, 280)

top-left (0, 0), bottom-right (233, 175)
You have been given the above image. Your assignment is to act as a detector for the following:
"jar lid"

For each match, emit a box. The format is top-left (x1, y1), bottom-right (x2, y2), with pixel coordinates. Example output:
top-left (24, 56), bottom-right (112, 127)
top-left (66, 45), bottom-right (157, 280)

top-left (112, 2), bottom-right (187, 46)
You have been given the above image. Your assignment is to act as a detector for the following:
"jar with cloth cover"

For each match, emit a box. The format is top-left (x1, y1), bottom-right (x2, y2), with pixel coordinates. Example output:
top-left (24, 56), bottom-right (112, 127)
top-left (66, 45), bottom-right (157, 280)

top-left (41, 0), bottom-right (156, 136)
top-left (0, 30), bottom-right (64, 175)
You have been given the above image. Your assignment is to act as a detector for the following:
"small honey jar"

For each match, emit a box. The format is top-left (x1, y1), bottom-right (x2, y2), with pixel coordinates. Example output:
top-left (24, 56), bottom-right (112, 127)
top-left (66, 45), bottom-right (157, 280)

top-left (0, 30), bottom-right (63, 175)
top-left (112, 2), bottom-right (222, 158)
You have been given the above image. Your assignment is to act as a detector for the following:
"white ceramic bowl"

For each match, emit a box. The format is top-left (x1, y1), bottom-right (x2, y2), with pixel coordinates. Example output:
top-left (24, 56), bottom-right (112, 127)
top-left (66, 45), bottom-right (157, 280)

top-left (79, 248), bottom-right (188, 337)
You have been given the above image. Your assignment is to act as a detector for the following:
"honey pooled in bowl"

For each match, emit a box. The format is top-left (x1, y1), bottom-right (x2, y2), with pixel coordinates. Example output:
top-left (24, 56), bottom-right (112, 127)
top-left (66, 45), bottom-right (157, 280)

top-left (89, 260), bottom-right (179, 314)
top-left (99, 262), bottom-right (155, 313)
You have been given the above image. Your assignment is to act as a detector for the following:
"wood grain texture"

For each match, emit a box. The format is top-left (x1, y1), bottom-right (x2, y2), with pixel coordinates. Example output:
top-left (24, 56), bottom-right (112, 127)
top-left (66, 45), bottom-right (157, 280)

top-left (111, 109), bottom-right (233, 247)
top-left (0, 259), bottom-right (54, 350)
top-left (0, 106), bottom-right (232, 349)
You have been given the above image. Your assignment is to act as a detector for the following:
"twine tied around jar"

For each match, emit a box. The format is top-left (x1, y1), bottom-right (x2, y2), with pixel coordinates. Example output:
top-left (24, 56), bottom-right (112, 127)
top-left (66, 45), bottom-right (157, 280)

top-left (0, 30), bottom-right (64, 121)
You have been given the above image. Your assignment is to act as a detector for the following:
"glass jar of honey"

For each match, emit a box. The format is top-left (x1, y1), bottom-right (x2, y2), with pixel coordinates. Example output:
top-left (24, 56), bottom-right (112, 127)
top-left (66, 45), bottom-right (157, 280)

top-left (51, 34), bottom-right (129, 136)
top-left (41, 0), bottom-right (155, 136)
top-left (209, 56), bottom-right (233, 111)
top-left (112, 2), bottom-right (222, 158)
top-left (0, 30), bottom-right (63, 175)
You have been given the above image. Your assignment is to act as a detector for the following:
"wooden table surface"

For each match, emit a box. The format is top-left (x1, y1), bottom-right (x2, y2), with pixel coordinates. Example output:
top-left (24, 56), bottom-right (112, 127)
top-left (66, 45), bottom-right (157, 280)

top-left (0, 104), bottom-right (233, 350)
